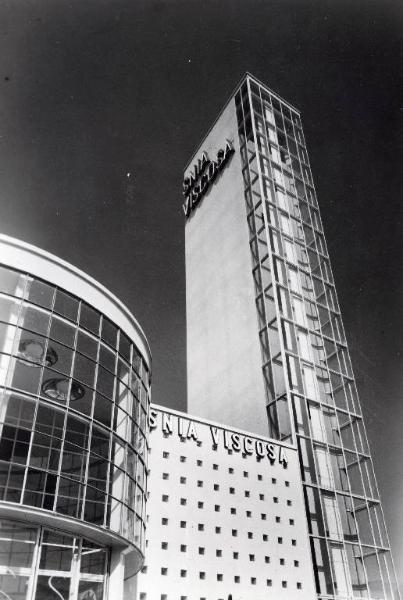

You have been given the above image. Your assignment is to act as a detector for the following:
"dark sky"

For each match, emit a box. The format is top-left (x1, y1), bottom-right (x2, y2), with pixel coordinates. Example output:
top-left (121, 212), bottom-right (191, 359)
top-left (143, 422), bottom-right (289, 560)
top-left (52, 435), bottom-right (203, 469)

top-left (0, 0), bottom-right (402, 585)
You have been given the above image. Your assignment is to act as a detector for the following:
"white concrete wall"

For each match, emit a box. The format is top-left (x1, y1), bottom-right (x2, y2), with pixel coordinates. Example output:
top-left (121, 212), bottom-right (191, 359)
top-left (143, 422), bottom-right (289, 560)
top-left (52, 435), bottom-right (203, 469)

top-left (185, 100), bottom-right (267, 436)
top-left (135, 405), bottom-right (317, 600)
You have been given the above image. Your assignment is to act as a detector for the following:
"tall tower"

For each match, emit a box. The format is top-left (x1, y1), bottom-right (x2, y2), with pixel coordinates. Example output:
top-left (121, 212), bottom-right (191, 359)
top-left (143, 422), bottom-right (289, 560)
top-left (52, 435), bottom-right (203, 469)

top-left (184, 74), bottom-right (399, 599)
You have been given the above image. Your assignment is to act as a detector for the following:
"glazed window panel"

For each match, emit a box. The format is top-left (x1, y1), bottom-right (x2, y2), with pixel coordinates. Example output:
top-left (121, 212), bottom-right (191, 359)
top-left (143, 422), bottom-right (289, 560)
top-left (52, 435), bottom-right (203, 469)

top-left (119, 332), bottom-right (131, 363)
top-left (99, 343), bottom-right (116, 373)
top-left (61, 441), bottom-right (88, 483)
top-left (295, 178), bottom-right (305, 198)
top-left (292, 297), bottom-right (307, 328)
top-left (260, 259), bottom-right (272, 290)
top-left (131, 400), bottom-right (140, 431)
top-left (336, 494), bottom-right (358, 541)
top-left (0, 392), bottom-right (36, 430)
top-left (272, 357), bottom-right (287, 396)
top-left (354, 502), bottom-right (375, 546)
top-left (131, 373), bottom-right (142, 402)
top-left (46, 340), bottom-right (74, 377)
top-left (93, 392), bottom-right (113, 428)
top-left (9, 356), bottom-right (42, 395)
top-left (111, 436), bottom-right (126, 472)
top-left (73, 352), bottom-right (96, 388)
top-left (76, 330), bottom-right (98, 361)
top-left (287, 355), bottom-right (302, 392)
top-left (297, 330), bottom-right (311, 361)
top-left (79, 303), bottom-right (100, 336)
top-left (345, 543), bottom-right (367, 594)
top-left (282, 320), bottom-right (297, 353)
top-left (84, 484), bottom-right (107, 525)
top-left (126, 447), bottom-right (139, 480)
top-left (284, 172), bottom-right (295, 194)
top-left (310, 334), bottom-right (326, 366)
top-left (362, 459), bottom-right (379, 500)
top-left (0, 521), bottom-right (37, 568)
top-left (135, 460), bottom-right (146, 489)
top-left (78, 581), bottom-right (104, 599)
top-left (315, 446), bottom-right (334, 489)
top-left (34, 403), bottom-right (65, 440)
top-left (14, 329), bottom-right (51, 371)
top-left (114, 406), bottom-right (130, 442)
top-left (302, 365), bottom-right (318, 400)
top-left (29, 430), bottom-right (61, 472)
top-left (96, 366), bottom-right (115, 399)
top-left (26, 278), bottom-right (55, 310)
top-left (292, 395), bottom-right (310, 436)
top-left (117, 357), bottom-right (130, 387)
top-left (286, 268), bottom-right (300, 295)
top-left (322, 406), bottom-right (340, 446)
top-left (0, 323), bottom-right (17, 364)
top-left (101, 316), bottom-right (118, 349)
top-left (49, 317), bottom-right (76, 349)
top-left (39, 536), bottom-right (74, 571)
top-left (87, 454), bottom-right (108, 494)
top-left (19, 304), bottom-right (50, 336)
top-left (329, 450), bottom-right (350, 492)
top-left (136, 432), bottom-right (147, 461)
top-left (24, 468), bottom-right (57, 510)
top-left (268, 320), bottom-right (281, 356)
top-left (268, 127), bottom-right (277, 144)
top-left (346, 452), bottom-right (365, 496)
top-left (65, 413), bottom-right (90, 452)
top-left (283, 239), bottom-right (297, 263)
top-left (90, 424), bottom-right (110, 460)
top-left (0, 266), bottom-right (28, 298)
top-left (322, 494), bottom-right (343, 541)
top-left (304, 486), bottom-right (325, 536)
top-left (54, 290), bottom-right (79, 323)
top-left (41, 369), bottom-right (69, 406)
top-left (129, 422), bottom-right (139, 451)
top-left (309, 403), bottom-right (326, 442)
top-left (330, 545), bottom-right (351, 597)
top-left (0, 461), bottom-right (24, 502)
top-left (0, 423), bottom-right (31, 466)
top-left (57, 476), bottom-right (84, 519)
top-left (80, 544), bottom-right (107, 575)
top-left (116, 380), bottom-right (132, 416)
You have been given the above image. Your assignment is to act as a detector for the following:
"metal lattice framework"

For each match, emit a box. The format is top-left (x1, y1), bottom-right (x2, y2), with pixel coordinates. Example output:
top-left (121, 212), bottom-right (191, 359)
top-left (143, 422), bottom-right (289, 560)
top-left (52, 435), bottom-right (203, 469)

top-left (234, 74), bottom-right (399, 600)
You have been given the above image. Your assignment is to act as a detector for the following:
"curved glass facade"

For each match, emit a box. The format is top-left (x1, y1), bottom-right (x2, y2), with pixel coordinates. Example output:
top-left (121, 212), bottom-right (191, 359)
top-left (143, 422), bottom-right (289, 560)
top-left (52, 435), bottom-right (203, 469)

top-left (0, 264), bottom-right (150, 555)
top-left (0, 519), bottom-right (107, 600)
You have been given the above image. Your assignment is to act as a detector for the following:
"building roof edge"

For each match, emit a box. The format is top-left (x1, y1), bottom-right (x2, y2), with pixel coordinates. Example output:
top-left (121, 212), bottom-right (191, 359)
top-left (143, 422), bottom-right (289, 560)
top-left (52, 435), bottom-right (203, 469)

top-left (0, 234), bottom-right (152, 366)
top-left (183, 72), bottom-right (301, 174)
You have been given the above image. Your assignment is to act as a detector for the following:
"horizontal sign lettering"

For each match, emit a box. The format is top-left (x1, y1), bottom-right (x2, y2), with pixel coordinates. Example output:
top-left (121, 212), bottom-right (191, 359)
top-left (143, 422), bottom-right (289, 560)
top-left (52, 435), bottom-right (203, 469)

top-left (149, 410), bottom-right (288, 468)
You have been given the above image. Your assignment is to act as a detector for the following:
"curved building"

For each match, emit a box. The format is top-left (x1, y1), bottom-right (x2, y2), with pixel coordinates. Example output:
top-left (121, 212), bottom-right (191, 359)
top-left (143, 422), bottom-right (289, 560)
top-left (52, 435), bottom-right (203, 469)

top-left (0, 235), bottom-right (151, 600)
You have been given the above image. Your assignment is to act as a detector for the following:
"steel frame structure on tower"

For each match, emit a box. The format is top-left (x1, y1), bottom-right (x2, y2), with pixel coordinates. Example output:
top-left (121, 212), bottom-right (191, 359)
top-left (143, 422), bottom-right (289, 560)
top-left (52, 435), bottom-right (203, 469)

top-left (232, 74), bottom-right (399, 600)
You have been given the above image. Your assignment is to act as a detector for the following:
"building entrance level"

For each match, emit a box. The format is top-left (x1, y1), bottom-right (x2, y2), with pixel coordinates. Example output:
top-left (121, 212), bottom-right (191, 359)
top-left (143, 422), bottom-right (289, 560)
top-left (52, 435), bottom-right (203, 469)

top-left (0, 520), bottom-right (107, 600)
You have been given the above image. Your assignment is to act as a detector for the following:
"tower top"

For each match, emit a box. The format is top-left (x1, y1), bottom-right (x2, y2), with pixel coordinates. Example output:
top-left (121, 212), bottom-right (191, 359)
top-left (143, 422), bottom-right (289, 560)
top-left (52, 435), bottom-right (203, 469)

top-left (183, 72), bottom-right (300, 173)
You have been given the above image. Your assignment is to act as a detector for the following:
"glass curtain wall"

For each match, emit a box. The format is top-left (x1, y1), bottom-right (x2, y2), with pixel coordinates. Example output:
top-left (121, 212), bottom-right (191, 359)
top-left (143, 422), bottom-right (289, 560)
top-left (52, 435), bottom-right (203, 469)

top-left (0, 519), bottom-right (107, 600)
top-left (235, 76), bottom-right (399, 600)
top-left (0, 265), bottom-right (150, 554)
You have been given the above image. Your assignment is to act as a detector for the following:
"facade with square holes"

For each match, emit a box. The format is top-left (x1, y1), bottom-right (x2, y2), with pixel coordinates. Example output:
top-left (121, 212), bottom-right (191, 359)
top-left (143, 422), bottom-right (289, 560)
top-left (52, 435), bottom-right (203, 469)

top-left (134, 405), bottom-right (316, 600)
